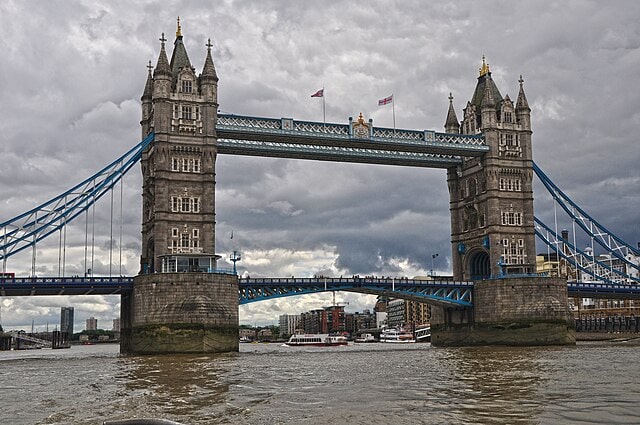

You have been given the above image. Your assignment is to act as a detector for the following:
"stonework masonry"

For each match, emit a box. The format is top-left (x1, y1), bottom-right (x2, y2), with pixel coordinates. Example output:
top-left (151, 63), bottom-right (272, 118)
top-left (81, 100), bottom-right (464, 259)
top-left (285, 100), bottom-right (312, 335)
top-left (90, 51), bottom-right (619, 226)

top-left (121, 273), bottom-right (239, 354)
top-left (431, 277), bottom-right (576, 346)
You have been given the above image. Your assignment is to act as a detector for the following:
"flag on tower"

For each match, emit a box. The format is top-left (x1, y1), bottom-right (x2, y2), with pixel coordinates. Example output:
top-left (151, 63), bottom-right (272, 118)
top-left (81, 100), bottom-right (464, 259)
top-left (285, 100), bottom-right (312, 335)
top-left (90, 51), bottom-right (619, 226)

top-left (378, 95), bottom-right (393, 106)
top-left (311, 88), bottom-right (324, 98)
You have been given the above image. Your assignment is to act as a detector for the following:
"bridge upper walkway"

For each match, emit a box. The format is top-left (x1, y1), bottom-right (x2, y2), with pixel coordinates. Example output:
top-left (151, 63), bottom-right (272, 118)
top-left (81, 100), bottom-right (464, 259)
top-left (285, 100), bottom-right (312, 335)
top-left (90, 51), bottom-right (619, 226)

top-left (2, 276), bottom-right (640, 305)
top-left (216, 114), bottom-right (488, 168)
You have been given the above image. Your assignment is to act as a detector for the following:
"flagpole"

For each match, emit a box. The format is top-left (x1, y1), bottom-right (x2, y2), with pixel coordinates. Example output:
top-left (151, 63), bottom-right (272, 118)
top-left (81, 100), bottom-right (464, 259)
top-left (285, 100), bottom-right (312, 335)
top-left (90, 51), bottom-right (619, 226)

top-left (392, 93), bottom-right (396, 136)
top-left (322, 85), bottom-right (326, 130)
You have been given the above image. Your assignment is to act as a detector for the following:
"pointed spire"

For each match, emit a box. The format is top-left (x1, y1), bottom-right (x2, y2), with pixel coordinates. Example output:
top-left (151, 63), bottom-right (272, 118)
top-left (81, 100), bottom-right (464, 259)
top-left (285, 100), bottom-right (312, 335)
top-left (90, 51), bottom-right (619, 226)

top-left (482, 75), bottom-right (496, 108)
top-left (445, 93), bottom-right (459, 133)
top-left (201, 38), bottom-right (218, 81)
top-left (142, 60), bottom-right (154, 99)
top-left (516, 75), bottom-right (530, 111)
top-left (170, 18), bottom-right (193, 78)
top-left (154, 33), bottom-right (171, 78)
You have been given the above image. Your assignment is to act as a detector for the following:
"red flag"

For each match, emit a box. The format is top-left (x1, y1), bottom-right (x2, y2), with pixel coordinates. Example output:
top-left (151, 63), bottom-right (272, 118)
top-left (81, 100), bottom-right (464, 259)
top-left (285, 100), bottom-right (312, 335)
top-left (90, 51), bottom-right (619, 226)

top-left (311, 88), bottom-right (324, 98)
top-left (378, 95), bottom-right (393, 106)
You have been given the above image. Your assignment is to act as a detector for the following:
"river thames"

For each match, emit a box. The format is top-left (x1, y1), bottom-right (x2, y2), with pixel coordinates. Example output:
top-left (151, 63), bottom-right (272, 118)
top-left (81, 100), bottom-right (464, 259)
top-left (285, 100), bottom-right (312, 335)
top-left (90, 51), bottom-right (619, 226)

top-left (1, 341), bottom-right (639, 424)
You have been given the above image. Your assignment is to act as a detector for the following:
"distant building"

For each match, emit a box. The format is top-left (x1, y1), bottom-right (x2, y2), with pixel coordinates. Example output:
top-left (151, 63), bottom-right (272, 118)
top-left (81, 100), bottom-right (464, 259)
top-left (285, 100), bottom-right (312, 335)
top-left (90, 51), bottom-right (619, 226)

top-left (386, 299), bottom-right (430, 327)
top-left (112, 318), bottom-right (121, 332)
top-left (86, 317), bottom-right (98, 331)
top-left (60, 307), bottom-right (74, 336)
top-left (279, 314), bottom-right (301, 337)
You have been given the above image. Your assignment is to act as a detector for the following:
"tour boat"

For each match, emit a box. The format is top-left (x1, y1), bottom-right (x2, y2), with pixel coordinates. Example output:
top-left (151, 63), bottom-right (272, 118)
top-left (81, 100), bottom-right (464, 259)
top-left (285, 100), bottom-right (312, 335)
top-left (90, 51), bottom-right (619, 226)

top-left (354, 333), bottom-right (377, 343)
top-left (285, 333), bottom-right (349, 347)
top-left (414, 326), bottom-right (431, 343)
top-left (379, 328), bottom-right (416, 343)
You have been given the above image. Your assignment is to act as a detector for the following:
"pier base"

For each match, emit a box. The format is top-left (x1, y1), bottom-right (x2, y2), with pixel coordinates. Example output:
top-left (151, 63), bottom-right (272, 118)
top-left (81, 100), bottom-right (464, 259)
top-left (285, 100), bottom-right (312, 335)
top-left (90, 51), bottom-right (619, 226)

top-left (431, 277), bottom-right (575, 346)
top-left (120, 273), bottom-right (239, 354)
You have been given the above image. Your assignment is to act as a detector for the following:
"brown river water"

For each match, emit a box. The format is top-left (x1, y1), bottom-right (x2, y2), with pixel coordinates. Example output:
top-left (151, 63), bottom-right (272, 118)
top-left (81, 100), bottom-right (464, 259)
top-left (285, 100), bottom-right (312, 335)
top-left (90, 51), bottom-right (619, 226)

top-left (1, 341), bottom-right (639, 424)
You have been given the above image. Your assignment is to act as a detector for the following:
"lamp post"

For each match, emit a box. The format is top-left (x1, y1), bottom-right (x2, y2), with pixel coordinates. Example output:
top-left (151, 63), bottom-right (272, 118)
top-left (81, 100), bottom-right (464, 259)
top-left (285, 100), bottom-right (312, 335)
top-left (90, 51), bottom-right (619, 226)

top-left (431, 253), bottom-right (439, 277)
top-left (230, 250), bottom-right (241, 275)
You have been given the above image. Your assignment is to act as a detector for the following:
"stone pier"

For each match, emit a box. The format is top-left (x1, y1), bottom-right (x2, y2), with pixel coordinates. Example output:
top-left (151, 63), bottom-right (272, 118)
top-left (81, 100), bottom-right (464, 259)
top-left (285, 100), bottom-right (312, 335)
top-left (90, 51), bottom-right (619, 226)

top-left (431, 277), bottom-right (576, 346)
top-left (120, 273), bottom-right (239, 354)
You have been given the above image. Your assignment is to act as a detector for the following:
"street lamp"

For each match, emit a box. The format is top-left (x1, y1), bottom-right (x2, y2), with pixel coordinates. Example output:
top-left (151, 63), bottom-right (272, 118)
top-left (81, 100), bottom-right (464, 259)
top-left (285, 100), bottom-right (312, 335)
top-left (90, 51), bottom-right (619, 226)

top-left (431, 253), bottom-right (439, 277)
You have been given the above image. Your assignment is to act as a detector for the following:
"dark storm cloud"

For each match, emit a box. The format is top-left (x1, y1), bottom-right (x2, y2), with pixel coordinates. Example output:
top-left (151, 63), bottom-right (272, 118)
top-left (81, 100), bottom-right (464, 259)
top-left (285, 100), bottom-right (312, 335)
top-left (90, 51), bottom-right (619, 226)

top-left (1, 1), bottom-right (639, 328)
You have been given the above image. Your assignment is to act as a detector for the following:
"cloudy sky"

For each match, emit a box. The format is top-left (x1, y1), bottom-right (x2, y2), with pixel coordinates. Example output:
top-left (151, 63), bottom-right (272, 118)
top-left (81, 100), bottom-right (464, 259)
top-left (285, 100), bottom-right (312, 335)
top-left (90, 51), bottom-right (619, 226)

top-left (1, 1), bottom-right (639, 331)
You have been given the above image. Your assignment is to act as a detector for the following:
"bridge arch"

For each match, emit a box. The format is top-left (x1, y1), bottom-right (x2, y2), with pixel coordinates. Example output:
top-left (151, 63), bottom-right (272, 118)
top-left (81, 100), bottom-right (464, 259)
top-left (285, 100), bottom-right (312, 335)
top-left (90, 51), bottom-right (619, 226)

top-left (467, 248), bottom-right (490, 280)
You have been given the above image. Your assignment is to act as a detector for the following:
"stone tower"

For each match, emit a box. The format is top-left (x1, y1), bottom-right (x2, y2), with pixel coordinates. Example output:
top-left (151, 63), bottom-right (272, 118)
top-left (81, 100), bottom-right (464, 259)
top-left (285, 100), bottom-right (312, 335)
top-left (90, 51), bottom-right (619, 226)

top-left (121, 20), bottom-right (239, 354)
top-left (446, 57), bottom-right (535, 280)
top-left (140, 19), bottom-right (219, 274)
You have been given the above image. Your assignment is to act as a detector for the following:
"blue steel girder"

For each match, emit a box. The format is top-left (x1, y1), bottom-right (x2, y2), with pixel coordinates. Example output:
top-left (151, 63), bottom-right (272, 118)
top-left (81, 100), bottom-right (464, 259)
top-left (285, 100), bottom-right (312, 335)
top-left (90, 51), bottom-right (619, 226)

top-left (567, 282), bottom-right (640, 300)
top-left (0, 276), bottom-right (134, 296)
top-left (238, 277), bottom-right (474, 308)
top-left (216, 114), bottom-right (487, 168)
top-left (0, 133), bottom-right (155, 261)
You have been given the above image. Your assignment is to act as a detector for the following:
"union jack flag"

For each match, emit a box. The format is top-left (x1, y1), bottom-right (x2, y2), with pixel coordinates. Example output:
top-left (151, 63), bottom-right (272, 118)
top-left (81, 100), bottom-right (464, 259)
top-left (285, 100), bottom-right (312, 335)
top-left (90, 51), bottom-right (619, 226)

top-left (378, 95), bottom-right (393, 106)
top-left (311, 88), bottom-right (324, 98)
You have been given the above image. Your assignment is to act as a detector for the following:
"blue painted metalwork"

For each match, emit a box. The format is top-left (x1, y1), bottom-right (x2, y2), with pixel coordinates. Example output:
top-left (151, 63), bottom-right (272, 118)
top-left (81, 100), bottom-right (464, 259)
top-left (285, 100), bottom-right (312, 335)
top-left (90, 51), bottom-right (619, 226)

top-left (238, 276), bottom-right (474, 308)
top-left (533, 162), bottom-right (640, 262)
top-left (216, 114), bottom-right (488, 168)
top-left (0, 133), bottom-right (155, 261)
top-left (0, 276), bottom-right (134, 296)
top-left (567, 281), bottom-right (640, 300)
top-left (535, 218), bottom-right (640, 285)
top-left (4, 274), bottom-right (640, 302)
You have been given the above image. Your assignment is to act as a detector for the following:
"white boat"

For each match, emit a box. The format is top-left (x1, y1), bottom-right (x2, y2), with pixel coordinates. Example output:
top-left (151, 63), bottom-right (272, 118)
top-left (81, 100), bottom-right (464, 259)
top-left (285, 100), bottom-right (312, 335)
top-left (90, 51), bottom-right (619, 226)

top-left (354, 333), bottom-right (377, 343)
top-left (285, 334), bottom-right (348, 347)
top-left (415, 326), bottom-right (431, 343)
top-left (379, 328), bottom-right (415, 343)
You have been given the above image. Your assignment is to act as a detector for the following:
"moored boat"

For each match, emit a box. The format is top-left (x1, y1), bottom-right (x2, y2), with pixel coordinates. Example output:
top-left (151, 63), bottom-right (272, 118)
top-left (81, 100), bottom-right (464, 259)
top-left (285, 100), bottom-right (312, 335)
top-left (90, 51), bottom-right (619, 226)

top-left (354, 333), bottom-right (377, 343)
top-left (379, 328), bottom-right (415, 343)
top-left (285, 334), bottom-right (349, 347)
top-left (415, 326), bottom-right (431, 343)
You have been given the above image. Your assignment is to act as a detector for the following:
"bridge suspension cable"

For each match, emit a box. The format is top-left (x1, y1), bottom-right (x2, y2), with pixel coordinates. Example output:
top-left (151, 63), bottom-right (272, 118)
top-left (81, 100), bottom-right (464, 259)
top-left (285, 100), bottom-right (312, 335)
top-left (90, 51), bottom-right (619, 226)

top-left (533, 162), bottom-right (639, 283)
top-left (0, 133), bottom-right (155, 270)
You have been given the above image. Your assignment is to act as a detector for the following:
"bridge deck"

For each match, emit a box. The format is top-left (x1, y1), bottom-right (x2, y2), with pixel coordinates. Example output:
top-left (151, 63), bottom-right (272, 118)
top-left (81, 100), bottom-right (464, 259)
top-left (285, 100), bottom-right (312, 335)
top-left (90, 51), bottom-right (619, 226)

top-left (216, 114), bottom-right (488, 168)
top-left (2, 277), bottom-right (639, 302)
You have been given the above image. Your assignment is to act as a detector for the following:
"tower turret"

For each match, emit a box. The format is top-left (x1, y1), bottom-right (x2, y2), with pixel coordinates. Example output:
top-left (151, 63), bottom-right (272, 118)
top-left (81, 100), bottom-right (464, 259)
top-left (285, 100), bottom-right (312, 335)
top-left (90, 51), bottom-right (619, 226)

top-left (141, 61), bottom-right (154, 137)
top-left (444, 93), bottom-right (460, 134)
top-left (516, 75), bottom-right (531, 131)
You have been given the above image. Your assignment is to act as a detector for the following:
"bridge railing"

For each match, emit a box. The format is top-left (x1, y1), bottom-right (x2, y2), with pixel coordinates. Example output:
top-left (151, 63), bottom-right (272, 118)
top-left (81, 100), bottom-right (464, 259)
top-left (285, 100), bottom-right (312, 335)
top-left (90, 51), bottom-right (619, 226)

top-left (217, 114), bottom-right (487, 148)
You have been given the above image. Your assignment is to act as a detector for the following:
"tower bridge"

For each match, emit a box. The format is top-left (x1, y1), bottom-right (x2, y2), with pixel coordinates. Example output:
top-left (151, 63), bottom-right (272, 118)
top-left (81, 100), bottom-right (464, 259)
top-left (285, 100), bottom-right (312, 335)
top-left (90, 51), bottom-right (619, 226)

top-left (1, 22), bottom-right (638, 353)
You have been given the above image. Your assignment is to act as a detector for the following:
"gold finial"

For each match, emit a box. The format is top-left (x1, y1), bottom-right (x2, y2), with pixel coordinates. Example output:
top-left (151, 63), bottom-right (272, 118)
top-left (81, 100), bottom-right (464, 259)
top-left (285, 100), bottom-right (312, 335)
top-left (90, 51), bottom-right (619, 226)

top-left (176, 16), bottom-right (182, 37)
top-left (357, 112), bottom-right (365, 124)
top-left (479, 55), bottom-right (490, 76)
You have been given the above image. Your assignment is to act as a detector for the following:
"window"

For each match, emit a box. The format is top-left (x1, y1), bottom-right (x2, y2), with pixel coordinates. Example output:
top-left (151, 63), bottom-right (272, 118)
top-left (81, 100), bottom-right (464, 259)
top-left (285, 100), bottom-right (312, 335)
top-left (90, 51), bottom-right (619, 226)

top-left (173, 105), bottom-right (180, 119)
top-left (501, 211), bottom-right (523, 226)
top-left (171, 196), bottom-right (179, 212)
top-left (170, 196), bottom-right (201, 213)
top-left (181, 79), bottom-right (192, 93)
top-left (181, 233), bottom-right (190, 248)
top-left (171, 157), bottom-right (202, 174)
top-left (181, 197), bottom-right (191, 212)
top-left (504, 112), bottom-right (512, 123)
top-left (505, 134), bottom-right (513, 146)
top-left (182, 105), bottom-right (192, 120)
top-left (172, 228), bottom-right (179, 238)
top-left (192, 228), bottom-right (199, 238)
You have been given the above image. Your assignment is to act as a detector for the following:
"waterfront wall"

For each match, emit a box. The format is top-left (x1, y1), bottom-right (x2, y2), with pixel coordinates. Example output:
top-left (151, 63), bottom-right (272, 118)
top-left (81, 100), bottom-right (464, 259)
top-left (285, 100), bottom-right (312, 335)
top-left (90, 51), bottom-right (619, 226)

top-left (431, 277), bottom-right (575, 346)
top-left (120, 273), bottom-right (239, 354)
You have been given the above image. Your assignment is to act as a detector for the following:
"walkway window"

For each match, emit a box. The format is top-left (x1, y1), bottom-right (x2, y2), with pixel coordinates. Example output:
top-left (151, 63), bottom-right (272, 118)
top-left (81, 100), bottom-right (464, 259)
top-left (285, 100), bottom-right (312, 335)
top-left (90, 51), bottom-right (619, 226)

top-left (181, 80), bottom-right (192, 94)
